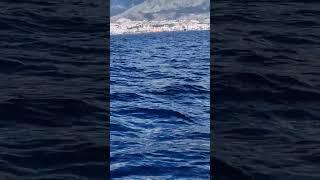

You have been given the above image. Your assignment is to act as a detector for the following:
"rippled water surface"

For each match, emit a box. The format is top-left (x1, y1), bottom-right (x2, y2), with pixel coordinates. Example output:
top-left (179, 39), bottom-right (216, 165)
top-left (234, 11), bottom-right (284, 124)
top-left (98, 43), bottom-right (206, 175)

top-left (1, 1), bottom-right (108, 179)
top-left (111, 31), bottom-right (210, 179)
top-left (212, 0), bottom-right (320, 179)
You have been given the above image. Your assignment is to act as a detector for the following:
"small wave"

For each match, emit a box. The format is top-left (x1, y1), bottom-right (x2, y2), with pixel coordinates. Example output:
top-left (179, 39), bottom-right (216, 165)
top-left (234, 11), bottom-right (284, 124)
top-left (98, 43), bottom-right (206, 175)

top-left (114, 107), bottom-right (193, 122)
top-left (0, 59), bottom-right (25, 74)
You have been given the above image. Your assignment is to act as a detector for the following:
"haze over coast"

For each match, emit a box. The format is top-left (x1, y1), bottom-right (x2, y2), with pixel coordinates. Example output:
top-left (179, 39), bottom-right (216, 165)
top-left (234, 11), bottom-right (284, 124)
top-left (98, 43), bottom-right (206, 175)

top-left (110, 0), bottom-right (210, 35)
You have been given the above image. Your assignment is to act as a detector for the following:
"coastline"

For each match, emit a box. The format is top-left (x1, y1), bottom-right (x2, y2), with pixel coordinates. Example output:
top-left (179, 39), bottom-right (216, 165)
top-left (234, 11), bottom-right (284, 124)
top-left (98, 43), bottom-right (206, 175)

top-left (110, 18), bottom-right (210, 35)
top-left (110, 29), bottom-right (210, 36)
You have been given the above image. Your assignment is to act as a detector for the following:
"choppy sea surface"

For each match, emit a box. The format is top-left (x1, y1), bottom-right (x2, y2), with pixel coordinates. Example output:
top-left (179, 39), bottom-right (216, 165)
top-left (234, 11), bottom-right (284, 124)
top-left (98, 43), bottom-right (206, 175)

top-left (111, 31), bottom-right (210, 179)
top-left (212, 0), bottom-right (320, 179)
top-left (0, 1), bottom-right (108, 179)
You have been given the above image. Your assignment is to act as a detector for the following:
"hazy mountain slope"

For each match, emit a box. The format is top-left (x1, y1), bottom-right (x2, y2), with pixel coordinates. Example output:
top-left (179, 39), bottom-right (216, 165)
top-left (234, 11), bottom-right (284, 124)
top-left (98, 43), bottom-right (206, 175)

top-left (111, 0), bottom-right (144, 16)
top-left (111, 0), bottom-right (210, 21)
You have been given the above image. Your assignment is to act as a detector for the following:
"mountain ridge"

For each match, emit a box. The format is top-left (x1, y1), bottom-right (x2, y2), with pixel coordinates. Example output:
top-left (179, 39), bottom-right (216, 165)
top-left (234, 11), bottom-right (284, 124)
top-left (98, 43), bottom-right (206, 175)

top-left (111, 0), bottom-right (210, 22)
top-left (111, 0), bottom-right (144, 16)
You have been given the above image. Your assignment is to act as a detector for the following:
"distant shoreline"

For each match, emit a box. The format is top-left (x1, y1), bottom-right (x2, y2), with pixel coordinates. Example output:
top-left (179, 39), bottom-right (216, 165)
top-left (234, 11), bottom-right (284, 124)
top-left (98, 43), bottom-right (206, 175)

top-left (110, 19), bottom-right (210, 36)
top-left (110, 29), bottom-right (209, 36)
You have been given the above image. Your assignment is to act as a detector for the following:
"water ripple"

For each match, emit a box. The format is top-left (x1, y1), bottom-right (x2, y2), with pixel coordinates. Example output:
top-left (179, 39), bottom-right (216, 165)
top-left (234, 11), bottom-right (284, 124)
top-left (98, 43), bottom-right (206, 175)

top-left (111, 31), bottom-right (210, 179)
top-left (213, 0), bottom-right (320, 179)
top-left (0, 0), bottom-right (107, 179)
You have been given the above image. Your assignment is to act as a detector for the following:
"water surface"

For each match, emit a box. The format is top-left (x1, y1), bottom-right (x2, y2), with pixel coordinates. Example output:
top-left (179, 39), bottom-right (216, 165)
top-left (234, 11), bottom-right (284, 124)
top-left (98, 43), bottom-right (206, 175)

top-left (212, 1), bottom-right (320, 179)
top-left (0, 1), bottom-right (108, 179)
top-left (111, 31), bottom-right (210, 179)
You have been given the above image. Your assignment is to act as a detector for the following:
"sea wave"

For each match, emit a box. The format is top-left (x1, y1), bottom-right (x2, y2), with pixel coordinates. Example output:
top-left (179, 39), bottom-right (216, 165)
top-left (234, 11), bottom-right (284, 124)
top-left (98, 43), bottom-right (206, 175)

top-left (212, 0), bottom-right (320, 179)
top-left (0, 0), bottom-right (108, 179)
top-left (111, 31), bottom-right (210, 179)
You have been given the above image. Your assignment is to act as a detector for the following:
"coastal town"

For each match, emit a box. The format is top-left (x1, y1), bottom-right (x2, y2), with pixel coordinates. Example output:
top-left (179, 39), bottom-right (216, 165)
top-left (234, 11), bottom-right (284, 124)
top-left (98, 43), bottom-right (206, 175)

top-left (110, 18), bottom-right (210, 35)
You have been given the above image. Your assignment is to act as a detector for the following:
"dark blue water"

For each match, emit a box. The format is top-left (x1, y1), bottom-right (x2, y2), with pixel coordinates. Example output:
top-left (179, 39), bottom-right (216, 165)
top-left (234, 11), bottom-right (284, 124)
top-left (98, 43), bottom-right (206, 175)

top-left (212, 0), bottom-right (320, 179)
top-left (111, 31), bottom-right (210, 179)
top-left (0, 1), bottom-right (108, 179)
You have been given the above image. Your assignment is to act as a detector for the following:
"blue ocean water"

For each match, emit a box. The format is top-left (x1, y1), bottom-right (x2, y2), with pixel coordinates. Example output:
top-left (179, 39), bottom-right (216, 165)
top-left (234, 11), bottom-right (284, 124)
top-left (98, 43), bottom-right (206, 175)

top-left (111, 31), bottom-right (210, 179)
top-left (212, 0), bottom-right (320, 179)
top-left (0, 0), bottom-right (108, 179)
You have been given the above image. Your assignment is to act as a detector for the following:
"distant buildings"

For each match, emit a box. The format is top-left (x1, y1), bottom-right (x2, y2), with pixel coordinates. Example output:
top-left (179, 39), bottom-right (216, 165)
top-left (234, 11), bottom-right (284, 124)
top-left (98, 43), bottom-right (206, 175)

top-left (110, 19), bottom-right (210, 35)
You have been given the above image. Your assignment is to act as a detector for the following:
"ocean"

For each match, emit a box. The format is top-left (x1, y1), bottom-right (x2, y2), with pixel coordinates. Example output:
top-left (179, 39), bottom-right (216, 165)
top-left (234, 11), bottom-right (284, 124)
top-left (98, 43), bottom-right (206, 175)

top-left (0, 1), bottom-right (108, 179)
top-left (212, 0), bottom-right (320, 179)
top-left (111, 31), bottom-right (210, 179)
top-left (2, 0), bottom-right (319, 179)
